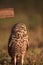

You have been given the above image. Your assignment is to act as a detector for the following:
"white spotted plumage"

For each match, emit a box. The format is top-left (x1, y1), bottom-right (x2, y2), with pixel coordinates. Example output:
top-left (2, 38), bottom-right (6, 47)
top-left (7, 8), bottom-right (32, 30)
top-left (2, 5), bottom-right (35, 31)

top-left (8, 23), bottom-right (29, 65)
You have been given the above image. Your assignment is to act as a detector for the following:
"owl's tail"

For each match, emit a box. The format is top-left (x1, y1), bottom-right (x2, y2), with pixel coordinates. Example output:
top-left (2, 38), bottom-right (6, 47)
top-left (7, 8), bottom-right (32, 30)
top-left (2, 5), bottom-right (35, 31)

top-left (16, 54), bottom-right (22, 65)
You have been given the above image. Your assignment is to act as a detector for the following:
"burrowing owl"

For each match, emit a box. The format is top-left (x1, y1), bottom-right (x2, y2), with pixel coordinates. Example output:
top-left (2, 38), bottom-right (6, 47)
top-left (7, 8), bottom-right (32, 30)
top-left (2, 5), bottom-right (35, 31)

top-left (8, 23), bottom-right (29, 65)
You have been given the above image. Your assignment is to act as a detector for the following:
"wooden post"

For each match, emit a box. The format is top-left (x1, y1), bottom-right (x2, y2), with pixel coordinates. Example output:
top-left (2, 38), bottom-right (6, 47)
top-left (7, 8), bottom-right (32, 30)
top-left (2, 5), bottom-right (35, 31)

top-left (0, 8), bottom-right (14, 18)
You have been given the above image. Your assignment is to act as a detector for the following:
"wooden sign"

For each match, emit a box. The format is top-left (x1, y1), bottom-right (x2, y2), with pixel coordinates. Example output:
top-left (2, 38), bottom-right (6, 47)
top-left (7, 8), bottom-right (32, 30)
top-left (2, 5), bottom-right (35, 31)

top-left (0, 8), bottom-right (14, 18)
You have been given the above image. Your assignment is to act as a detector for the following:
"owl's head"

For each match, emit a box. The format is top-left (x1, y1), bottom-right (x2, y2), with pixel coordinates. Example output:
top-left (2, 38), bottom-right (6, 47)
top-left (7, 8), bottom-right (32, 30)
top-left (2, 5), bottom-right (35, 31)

top-left (11, 23), bottom-right (27, 35)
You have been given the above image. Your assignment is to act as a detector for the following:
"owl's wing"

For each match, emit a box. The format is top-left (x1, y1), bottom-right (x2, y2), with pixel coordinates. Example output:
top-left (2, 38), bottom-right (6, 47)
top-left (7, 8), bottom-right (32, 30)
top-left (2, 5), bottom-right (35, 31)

top-left (8, 35), bottom-right (13, 57)
top-left (26, 38), bottom-right (30, 51)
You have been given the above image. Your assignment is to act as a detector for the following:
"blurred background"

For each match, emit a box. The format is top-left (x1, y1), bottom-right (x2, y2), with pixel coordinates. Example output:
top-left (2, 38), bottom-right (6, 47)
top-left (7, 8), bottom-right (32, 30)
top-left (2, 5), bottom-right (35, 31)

top-left (0, 0), bottom-right (43, 65)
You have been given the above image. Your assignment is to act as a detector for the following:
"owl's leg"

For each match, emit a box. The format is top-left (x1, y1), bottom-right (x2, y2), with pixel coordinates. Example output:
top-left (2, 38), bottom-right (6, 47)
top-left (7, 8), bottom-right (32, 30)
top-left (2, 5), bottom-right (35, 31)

top-left (22, 55), bottom-right (24, 65)
top-left (14, 55), bottom-right (16, 65)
